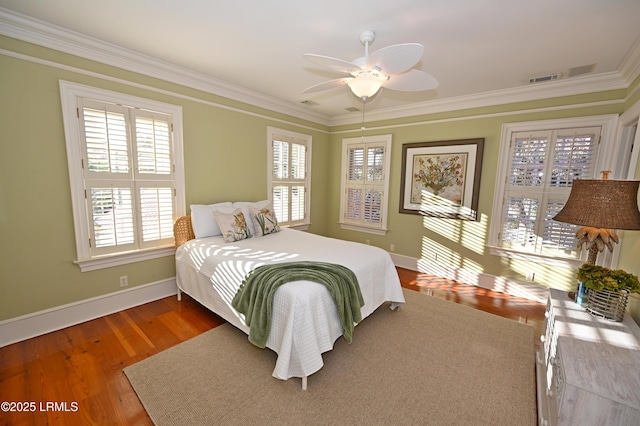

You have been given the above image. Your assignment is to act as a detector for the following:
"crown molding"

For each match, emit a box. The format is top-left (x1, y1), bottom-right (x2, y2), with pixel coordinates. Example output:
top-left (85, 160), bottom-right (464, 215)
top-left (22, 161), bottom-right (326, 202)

top-left (331, 36), bottom-right (640, 127)
top-left (329, 71), bottom-right (629, 127)
top-left (2, 6), bottom-right (638, 129)
top-left (0, 7), bottom-right (330, 126)
top-left (619, 34), bottom-right (640, 86)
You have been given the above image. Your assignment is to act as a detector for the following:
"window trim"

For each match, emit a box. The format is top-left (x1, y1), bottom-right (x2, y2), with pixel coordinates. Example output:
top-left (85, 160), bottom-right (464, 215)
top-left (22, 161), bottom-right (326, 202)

top-left (60, 80), bottom-right (185, 271)
top-left (610, 100), bottom-right (640, 267)
top-left (339, 134), bottom-right (392, 235)
top-left (266, 126), bottom-right (312, 228)
top-left (488, 114), bottom-right (619, 266)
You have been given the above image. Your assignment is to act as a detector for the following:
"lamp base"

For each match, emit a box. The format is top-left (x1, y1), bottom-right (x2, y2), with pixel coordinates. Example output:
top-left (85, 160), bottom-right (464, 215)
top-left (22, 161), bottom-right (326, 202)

top-left (575, 282), bottom-right (589, 306)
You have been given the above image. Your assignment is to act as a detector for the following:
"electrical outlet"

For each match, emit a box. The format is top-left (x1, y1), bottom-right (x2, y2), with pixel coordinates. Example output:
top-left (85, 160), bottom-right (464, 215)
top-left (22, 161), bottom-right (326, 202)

top-left (365, 239), bottom-right (370, 245)
top-left (390, 244), bottom-right (395, 252)
top-left (120, 276), bottom-right (128, 287)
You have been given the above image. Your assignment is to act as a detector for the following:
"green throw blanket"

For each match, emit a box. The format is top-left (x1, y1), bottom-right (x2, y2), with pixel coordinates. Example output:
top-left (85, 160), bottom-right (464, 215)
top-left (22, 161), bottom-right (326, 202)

top-left (231, 261), bottom-right (365, 348)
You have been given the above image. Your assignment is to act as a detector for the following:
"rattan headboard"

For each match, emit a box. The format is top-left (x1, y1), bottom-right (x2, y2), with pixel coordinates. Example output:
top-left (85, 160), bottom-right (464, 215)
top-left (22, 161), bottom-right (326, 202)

top-left (174, 215), bottom-right (195, 248)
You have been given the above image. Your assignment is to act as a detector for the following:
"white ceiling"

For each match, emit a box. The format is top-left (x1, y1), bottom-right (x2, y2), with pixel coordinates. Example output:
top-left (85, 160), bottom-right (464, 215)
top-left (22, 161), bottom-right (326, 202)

top-left (1, 0), bottom-right (640, 125)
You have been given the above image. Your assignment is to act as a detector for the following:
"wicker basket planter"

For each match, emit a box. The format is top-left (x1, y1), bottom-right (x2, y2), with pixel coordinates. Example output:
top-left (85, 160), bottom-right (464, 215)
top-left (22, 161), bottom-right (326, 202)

top-left (586, 289), bottom-right (630, 322)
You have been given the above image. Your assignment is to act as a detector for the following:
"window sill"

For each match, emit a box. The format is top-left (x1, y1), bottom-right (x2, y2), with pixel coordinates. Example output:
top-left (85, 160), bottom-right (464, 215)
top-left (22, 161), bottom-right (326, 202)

top-left (488, 245), bottom-right (584, 269)
top-left (75, 246), bottom-right (175, 272)
top-left (287, 223), bottom-right (310, 231)
top-left (339, 223), bottom-right (388, 236)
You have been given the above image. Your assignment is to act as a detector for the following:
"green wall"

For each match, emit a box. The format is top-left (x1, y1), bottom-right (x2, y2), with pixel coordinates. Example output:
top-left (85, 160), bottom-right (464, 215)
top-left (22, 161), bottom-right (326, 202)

top-left (0, 36), bottom-right (329, 321)
top-left (1, 34), bottom-right (638, 324)
top-left (325, 98), bottom-right (629, 294)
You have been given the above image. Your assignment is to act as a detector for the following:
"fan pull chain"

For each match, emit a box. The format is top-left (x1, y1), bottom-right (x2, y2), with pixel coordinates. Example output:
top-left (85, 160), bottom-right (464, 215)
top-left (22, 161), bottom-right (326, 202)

top-left (361, 98), bottom-right (366, 134)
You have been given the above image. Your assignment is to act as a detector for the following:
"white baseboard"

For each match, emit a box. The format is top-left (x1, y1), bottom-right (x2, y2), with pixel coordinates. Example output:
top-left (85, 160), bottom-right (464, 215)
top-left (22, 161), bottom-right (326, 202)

top-left (0, 257), bottom-right (548, 348)
top-left (390, 253), bottom-right (549, 304)
top-left (0, 278), bottom-right (178, 348)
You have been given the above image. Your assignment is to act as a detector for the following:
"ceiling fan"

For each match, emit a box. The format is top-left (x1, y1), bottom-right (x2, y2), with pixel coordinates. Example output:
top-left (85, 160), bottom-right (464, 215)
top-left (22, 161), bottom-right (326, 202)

top-left (302, 30), bottom-right (439, 101)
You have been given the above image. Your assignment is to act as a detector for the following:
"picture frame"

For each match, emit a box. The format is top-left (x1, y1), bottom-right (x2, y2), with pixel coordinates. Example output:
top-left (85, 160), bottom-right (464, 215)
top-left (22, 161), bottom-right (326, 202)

top-left (399, 138), bottom-right (484, 220)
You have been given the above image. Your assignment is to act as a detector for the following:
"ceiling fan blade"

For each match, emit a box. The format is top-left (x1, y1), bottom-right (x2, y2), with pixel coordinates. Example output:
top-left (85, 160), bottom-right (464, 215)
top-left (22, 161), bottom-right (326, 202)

top-left (303, 54), bottom-right (361, 74)
top-left (384, 69), bottom-right (439, 91)
top-left (366, 43), bottom-right (424, 75)
top-left (302, 77), bottom-right (353, 94)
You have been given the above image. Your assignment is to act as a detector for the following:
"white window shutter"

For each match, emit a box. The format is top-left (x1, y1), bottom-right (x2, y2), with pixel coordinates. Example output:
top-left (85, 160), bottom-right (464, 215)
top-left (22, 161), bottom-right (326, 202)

top-left (508, 131), bottom-right (548, 187)
top-left (367, 146), bottom-right (385, 181)
top-left (272, 185), bottom-right (289, 223)
top-left (272, 140), bottom-right (288, 179)
top-left (82, 104), bottom-right (130, 176)
top-left (502, 196), bottom-right (539, 249)
top-left (346, 188), bottom-right (362, 220)
top-left (340, 135), bottom-right (392, 233)
top-left (500, 126), bottom-right (601, 256)
top-left (290, 185), bottom-right (305, 222)
top-left (542, 199), bottom-right (578, 253)
top-left (139, 185), bottom-right (175, 245)
top-left (79, 99), bottom-right (176, 257)
top-left (364, 189), bottom-right (382, 224)
top-left (135, 115), bottom-right (172, 176)
top-left (348, 146), bottom-right (364, 181)
top-left (88, 185), bottom-right (136, 254)
top-left (268, 128), bottom-right (311, 227)
top-left (291, 143), bottom-right (306, 179)
top-left (550, 127), bottom-right (598, 187)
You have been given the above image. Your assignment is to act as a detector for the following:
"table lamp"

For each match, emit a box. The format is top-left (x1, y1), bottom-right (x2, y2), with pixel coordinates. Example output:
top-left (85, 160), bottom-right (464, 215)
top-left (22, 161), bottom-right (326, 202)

top-left (552, 174), bottom-right (640, 299)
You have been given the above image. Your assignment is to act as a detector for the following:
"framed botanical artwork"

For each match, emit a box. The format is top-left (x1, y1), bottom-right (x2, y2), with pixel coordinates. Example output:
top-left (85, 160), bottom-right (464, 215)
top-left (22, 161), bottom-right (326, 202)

top-left (399, 138), bottom-right (484, 220)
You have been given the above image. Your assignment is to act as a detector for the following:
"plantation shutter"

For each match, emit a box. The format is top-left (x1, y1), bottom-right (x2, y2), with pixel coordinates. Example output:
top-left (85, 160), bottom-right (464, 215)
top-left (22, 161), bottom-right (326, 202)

top-left (500, 126), bottom-right (600, 256)
top-left (271, 136), bottom-right (307, 226)
top-left (344, 143), bottom-right (386, 227)
top-left (345, 146), bottom-right (364, 221)
top-left (133, 112), bottom-right (175, 248)
top-left (80, 99), bottom-right (175, 256)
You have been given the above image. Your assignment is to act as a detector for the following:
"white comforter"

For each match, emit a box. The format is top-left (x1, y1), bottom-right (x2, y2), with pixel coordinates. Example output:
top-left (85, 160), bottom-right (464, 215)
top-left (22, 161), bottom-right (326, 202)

top-left (175, 228), bottom-right (405, 380)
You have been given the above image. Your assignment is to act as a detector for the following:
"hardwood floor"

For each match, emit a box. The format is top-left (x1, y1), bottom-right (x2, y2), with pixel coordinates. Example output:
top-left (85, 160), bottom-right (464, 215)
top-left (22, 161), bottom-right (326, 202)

top-left (396, 268), bottom-right (546, 340)
top-left (0, 268), bottom-right (545, 425)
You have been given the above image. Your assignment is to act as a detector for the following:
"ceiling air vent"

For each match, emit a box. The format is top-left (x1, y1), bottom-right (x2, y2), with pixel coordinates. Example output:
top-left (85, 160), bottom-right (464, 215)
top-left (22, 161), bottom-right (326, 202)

top-left (345, 107), bottom-right (360, 112)
top-left (529, 73), bottom-right (561, 84)
top-left (301, 100), bottom-right (319, 106)
top-left (568, 63), bottom-right (596, 77)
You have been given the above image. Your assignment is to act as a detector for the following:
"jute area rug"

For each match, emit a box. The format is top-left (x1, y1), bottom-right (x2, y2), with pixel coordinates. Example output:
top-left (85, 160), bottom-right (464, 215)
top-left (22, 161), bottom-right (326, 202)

top-left (124, 289), bottom-right (536, 425)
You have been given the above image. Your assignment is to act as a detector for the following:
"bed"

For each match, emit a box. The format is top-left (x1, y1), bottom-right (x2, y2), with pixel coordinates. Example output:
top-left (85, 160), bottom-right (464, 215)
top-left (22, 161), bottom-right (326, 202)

top-left (174, 201), bottom-right (405, 388)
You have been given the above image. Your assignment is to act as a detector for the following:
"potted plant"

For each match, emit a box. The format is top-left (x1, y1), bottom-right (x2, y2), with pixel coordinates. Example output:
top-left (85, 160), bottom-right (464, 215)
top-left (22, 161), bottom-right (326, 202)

top-left (577, 263), bottom-right (640, 321)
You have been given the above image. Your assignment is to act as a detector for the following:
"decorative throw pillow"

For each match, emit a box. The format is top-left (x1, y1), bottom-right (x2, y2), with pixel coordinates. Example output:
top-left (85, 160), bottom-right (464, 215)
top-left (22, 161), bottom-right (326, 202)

top-left (213, 208), bottom-right (252, 243)
top-left (233, 200), bottom-right (270, 236)
top-left (250, 203), bottom-right (280, 237)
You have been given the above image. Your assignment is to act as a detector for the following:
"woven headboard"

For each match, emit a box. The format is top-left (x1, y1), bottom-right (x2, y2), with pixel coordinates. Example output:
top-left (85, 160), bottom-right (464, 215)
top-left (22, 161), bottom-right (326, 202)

top-left (174, 215), bottom-right (195, 248)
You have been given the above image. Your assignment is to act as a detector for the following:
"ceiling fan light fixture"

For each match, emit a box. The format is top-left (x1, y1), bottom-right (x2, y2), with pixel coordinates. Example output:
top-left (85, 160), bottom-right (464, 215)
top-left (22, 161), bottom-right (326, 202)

top-left (347, 72), bottom-right (388, 99)
top-left (302, 30), bottom-right (438, 100)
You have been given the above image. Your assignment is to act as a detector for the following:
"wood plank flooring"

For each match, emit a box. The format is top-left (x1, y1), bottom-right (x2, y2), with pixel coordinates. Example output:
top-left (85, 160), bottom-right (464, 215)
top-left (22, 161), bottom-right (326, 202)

top-left (0, 268), bottom-right (545, 425)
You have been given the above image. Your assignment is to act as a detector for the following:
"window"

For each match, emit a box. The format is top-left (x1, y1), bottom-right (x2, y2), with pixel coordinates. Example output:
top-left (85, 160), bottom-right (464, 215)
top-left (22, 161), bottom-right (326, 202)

top-left (267, 127), bottom-right (311, 228)
top-left (60, 81), bottom-right (184, 271)
top-left (489, 115), bottom-right (619, 265)
top-left (339, 135), bottom-right (392, 235)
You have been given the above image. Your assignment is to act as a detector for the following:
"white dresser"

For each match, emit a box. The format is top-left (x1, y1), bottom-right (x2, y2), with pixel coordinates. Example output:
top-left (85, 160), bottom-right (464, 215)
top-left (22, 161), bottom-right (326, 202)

top-left (536, 288), bottom-right (640, 425)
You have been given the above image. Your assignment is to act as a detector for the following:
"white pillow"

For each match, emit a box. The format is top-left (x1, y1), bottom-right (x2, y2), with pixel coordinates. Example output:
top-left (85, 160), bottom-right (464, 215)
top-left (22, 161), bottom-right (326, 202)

top-left (190, 202), bottom-right (232, 238)
top-left (232, 200), bottom-right (270, 235)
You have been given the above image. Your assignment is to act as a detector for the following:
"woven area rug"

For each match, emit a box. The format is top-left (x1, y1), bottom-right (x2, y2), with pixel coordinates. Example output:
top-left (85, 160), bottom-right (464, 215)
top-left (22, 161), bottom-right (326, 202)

top-left (124, 289), bottom-right (536, 425)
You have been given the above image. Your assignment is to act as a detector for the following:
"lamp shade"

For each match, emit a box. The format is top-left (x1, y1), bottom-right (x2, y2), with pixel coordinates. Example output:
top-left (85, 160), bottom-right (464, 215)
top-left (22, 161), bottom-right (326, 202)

top-left (553, 179), bottom-right (640, 230)
top-left (347, 73), bottom-right (385, 99)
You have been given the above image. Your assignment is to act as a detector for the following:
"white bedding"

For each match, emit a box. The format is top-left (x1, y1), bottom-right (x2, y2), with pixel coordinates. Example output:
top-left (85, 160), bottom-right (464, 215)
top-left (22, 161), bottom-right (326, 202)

top-left (175, 228), bottom-right (405, 380)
